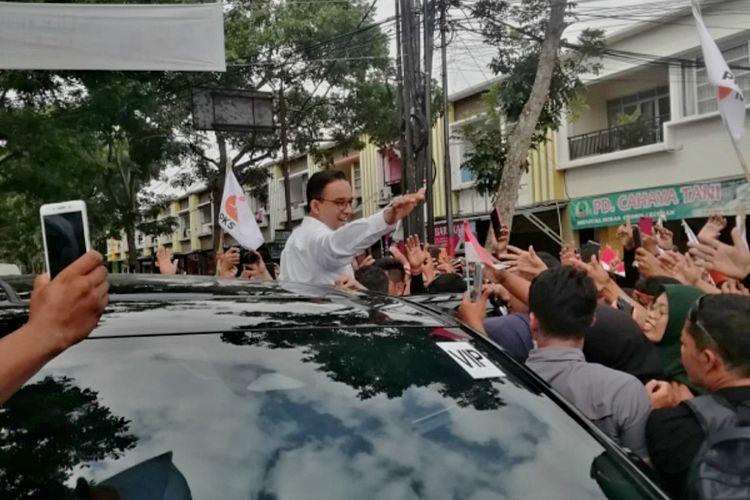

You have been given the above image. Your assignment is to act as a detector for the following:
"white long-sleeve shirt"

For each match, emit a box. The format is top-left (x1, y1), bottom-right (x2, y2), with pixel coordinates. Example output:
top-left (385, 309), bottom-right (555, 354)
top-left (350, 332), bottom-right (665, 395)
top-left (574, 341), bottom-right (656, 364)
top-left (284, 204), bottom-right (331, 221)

top-left (279, 211), bottom-right (394, 285)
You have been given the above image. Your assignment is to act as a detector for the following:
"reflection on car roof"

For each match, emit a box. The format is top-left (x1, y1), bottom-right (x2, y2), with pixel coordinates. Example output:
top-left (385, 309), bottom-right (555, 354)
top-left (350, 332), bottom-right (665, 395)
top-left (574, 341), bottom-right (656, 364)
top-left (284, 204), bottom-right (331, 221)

top-left (0, 274), bottom-right (453, 338)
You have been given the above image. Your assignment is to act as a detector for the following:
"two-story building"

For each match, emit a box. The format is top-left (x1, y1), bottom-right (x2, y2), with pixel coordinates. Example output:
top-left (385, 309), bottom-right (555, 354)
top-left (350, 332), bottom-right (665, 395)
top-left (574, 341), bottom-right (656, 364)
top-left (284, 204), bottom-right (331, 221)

top-left (558, 0), bottom-right (750, 250)
top-left (263, 80), bottom-right (570, 257)
top-left (107, 183), bottom-right (270, 274)
top-left (447, 79), bottom-right (569, 254)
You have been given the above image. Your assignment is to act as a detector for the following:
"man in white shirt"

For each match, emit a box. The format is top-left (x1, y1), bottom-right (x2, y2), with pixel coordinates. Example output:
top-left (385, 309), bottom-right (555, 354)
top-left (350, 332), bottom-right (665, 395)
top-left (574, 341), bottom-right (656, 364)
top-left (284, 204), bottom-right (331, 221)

top-left (280, 169), bottom-right (425, 285)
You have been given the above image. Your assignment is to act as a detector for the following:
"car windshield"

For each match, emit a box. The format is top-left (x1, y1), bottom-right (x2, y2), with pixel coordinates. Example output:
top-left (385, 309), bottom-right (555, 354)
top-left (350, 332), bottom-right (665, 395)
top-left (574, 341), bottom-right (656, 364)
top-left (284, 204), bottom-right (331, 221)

top-left (2, 325), bottom-right (663, 499)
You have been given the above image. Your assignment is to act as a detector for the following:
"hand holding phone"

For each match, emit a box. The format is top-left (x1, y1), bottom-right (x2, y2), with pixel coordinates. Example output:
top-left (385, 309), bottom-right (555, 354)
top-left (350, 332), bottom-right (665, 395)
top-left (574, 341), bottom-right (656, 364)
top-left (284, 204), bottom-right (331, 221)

top-left (40, 201), bottom-right (91, 278)
top-left (632, 227), bottom-right (642, 249)
top-left (470, 264), bottom-right (484, 302)
top-left (490, 208), bottom-right (502, 238)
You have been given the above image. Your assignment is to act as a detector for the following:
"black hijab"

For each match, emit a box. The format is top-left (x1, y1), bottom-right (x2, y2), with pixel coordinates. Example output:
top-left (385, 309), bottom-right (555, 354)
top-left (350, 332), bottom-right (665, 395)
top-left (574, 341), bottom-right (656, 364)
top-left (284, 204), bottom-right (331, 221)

top-left (583, 304), bottom-right (664, 383)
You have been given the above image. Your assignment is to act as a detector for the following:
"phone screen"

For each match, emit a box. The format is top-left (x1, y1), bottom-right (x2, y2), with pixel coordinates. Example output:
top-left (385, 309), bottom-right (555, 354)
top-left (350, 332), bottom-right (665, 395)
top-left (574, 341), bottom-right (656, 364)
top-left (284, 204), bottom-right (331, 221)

top-left (490, 208), bottom-right (502, 237)
top-left (581, 242), bottom-right (601, 263)
top-left (471, 264), bottom-right (484, 302)
top-left (638, 217), bottom-right (654, 237)
top-left (44, 211), bottom-right (87, 278)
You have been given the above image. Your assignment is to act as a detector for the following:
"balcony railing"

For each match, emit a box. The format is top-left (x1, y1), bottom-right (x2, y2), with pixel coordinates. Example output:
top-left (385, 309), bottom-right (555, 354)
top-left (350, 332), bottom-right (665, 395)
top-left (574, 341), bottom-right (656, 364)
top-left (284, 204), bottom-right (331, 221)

top-left (568, 116), bottom-right (668, 161)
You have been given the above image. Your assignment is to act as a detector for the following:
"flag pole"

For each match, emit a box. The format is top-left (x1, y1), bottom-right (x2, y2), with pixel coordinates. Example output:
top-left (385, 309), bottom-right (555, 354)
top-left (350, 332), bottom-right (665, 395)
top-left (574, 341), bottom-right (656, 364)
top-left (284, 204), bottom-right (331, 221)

top-left (727, 129), bottom-right (750, 183)
top-left (219, 158), bottom-right (232, 252)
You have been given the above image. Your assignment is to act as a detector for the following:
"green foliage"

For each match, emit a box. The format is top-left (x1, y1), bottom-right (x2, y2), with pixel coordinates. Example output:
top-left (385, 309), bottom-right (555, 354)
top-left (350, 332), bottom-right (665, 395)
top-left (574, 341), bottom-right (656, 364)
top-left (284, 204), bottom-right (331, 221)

top-left (459, 0), bottom-right (605, 198)
top-left (0, 376), bottom-right (137, 498)
top-left (179, 0), bottom-right (398, 193)
top-left (0, 0), bottom-right (398, 264)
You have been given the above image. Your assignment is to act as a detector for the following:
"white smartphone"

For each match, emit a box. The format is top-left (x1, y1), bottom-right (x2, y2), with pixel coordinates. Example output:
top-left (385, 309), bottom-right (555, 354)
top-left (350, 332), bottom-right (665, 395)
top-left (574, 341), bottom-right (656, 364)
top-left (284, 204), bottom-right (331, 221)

top-left (40, 200), bottom-right (91, 278)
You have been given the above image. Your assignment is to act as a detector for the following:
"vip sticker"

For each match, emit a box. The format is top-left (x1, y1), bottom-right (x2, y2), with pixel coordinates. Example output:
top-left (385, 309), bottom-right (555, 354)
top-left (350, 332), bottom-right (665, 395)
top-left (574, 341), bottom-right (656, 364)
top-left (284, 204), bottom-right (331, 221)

top-left (437, 342), bottom-right (505, 379)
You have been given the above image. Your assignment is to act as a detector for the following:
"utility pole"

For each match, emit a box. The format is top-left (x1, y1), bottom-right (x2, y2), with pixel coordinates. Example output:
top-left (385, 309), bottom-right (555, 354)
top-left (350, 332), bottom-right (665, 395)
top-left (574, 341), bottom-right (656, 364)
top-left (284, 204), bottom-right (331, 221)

top-left (399, 0), bottom-right (437, 241)
top-left (423, 0), bottom-right (436, 243)
top-left (440, 0), bottom-right (453, 247)
top-left (399, 0), bottom-right (419, 239)
top-left (395, 0), bottom-right (407, 208)
top-left (279, 83), bottom-right (293, 228)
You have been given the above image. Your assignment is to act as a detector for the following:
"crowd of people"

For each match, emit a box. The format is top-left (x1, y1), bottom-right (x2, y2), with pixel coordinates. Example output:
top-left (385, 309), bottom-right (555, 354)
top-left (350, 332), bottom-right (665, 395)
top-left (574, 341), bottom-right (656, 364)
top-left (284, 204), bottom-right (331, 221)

top-left (4, 169), bottom-right (750, 498)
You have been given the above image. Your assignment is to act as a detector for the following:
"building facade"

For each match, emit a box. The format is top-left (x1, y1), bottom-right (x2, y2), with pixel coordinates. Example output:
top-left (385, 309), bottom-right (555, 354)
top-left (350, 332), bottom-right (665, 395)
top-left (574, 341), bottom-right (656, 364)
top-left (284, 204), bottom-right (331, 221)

top-left (558, 0), bottom-right (750, 251)
top-left (107, 185), bottom-right (270, 274)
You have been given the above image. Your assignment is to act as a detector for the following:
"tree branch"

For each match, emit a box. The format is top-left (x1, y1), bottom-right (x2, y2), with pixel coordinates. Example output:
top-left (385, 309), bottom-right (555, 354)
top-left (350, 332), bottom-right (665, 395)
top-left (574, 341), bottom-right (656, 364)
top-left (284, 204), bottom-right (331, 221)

top-left (188, 142), bottom-right (221, 168)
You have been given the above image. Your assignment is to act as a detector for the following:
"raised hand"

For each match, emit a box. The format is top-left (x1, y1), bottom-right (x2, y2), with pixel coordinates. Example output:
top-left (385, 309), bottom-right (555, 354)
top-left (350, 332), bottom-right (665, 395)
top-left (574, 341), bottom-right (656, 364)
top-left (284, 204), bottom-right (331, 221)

top-left (28, 251), bottom-right (109, 352)
top-left (456, 287), bottom-right (492, 333)
top-left (384, 188), bottom-right (426, 225)
top-left (492, 224), bottom-right (511, 258)
top-left (635, 247), bottom-right (671, 279)
top-left (616, 218), bottom-right (635, 251)
top-left (655, 225), bottom-right (674, 251)
top-left (156, 246), bottom-right (178, 276)
top-left (405, 235), bottom-right (425, 273)
top-left (501, 245), bottom-right (547, 279)
top-left (689, 227), bottom-right (750, 280)
top-left (698, 214), bottom-right (727, 242)
top-left (217, 248), bottom-right (240, 278)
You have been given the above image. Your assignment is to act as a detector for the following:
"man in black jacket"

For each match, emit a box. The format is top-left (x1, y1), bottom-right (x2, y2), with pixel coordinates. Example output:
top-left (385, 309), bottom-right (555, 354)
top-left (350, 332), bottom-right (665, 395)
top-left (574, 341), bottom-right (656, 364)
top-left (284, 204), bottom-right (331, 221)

top-left (646, 294), bottom-right (750, 497)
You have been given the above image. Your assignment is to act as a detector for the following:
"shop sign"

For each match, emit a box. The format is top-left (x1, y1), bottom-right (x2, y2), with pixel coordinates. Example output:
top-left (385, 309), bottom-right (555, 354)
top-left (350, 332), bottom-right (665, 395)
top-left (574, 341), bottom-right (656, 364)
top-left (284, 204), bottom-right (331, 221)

top-left (570, 178), bottom-right (750, 230)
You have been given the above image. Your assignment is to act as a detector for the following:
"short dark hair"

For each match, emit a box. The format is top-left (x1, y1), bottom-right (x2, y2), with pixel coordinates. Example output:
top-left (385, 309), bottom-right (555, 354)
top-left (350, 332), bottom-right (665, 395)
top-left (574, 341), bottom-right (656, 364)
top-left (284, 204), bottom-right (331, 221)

top-left (428, 246), bottom-right (441, 260)
top-left (529, 267), bottom-right (597, 339)
top-left (635, 276), bottom-right (681, 298)
top-left (687, 294), bottom-right (750, 376)
top-left (428, 273), bottom-right (467, 294)
top-left (535, 251), bottom-right (561, 270)
top-left (374, 257), bottom-right (405, 283)
top-left (355, 266), bottom-right (389, 294)
top-left (306, 170), bottom-right (347, 212)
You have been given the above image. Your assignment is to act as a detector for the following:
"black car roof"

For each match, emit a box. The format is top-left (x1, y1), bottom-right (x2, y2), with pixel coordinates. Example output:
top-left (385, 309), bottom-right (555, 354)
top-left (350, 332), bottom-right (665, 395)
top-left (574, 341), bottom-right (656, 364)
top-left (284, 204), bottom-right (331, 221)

top-left (0, 274), bottom-right (454, 338)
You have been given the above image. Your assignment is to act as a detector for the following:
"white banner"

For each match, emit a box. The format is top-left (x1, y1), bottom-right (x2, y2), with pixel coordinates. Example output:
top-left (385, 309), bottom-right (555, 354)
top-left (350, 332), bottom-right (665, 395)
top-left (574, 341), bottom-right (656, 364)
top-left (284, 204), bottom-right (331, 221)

top-left (0, 2), bottom-right (225, 71)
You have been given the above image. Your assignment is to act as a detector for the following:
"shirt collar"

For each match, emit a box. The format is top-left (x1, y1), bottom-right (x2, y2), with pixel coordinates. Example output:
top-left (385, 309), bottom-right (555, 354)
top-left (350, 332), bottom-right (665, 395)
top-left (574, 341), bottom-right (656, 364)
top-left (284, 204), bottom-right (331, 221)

top-left (527, 347), bottom-right (586, 363)
top-left (301, 215), bottom-right (333, 232)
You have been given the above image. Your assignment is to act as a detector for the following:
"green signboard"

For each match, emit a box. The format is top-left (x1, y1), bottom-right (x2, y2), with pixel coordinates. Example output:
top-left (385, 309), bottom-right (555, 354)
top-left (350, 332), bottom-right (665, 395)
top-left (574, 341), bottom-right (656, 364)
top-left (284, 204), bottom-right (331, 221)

top-left (570, 178), bottom-right (750, 230)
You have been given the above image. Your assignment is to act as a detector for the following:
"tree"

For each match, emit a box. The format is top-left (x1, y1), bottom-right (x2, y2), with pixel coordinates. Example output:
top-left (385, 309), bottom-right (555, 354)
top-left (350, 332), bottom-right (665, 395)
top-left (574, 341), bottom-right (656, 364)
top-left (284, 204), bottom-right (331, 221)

top-left (175, 0), bottom-right (397, 249)
top-left (0, 71), bottom-right (186, 269)
top-left (0, 376), bottom-right (137, 498)
top-left (461, 0), bottom-right (604, 226)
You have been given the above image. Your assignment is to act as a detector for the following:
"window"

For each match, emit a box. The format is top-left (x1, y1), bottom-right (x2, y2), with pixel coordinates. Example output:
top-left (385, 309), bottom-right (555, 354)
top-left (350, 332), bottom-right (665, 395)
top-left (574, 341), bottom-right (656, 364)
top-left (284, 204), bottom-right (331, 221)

top-left (606, 86), bottom-right (670, 127)
top-left (450, 117), bottom-right (490, 189)
top-left (199, 206), bottom-right (212, 225)
top-left (696, 42), bottom-right (750, 114)
top-left (288, 173), bottom-right (308, 207)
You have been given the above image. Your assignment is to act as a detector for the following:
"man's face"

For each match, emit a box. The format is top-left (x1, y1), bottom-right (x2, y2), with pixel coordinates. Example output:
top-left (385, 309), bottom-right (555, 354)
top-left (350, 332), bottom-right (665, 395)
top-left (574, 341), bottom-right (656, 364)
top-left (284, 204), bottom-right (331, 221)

top-left (681, 326), bottom-right (708, 387)
top-left (310, 179), bottom-right (354, 230)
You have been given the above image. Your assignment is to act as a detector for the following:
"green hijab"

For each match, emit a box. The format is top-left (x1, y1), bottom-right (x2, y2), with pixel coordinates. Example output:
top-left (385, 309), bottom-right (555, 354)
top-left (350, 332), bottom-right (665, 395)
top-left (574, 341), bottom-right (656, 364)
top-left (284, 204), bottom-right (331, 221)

top-left (657, 285), bottom-right (703, 391)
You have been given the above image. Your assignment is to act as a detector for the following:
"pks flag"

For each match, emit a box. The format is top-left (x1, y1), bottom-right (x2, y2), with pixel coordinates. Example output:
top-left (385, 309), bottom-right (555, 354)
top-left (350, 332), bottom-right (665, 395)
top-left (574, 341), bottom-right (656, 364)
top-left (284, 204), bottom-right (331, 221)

top-left (219, 169), bottom-right (264, 250)
top-left (691, 1), bottom-right (746, 142)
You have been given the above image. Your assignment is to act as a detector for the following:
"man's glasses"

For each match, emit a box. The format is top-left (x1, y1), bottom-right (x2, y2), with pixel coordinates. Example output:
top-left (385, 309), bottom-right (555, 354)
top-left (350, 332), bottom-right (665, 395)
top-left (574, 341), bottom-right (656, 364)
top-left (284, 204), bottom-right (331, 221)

top-left (315, 197), bottom-right (358, 210)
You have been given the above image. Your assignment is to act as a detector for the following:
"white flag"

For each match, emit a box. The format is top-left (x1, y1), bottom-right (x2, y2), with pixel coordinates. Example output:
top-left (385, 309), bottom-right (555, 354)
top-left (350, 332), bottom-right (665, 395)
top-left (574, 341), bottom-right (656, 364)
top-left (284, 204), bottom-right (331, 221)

top-left (692, 1), bottom-right (746, 142)
top-left (219, 170), bottom-right (265, 250)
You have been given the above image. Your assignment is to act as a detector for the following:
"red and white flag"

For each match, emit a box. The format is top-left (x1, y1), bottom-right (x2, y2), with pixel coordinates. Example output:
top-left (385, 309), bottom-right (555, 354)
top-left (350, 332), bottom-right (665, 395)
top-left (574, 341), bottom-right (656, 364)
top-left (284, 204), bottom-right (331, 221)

top-left (219, 169), bottom-right (264, 250)
top-left (692, 1), bottom-right (746, 142)
top-left (462, 220), bottom-right (495, 266)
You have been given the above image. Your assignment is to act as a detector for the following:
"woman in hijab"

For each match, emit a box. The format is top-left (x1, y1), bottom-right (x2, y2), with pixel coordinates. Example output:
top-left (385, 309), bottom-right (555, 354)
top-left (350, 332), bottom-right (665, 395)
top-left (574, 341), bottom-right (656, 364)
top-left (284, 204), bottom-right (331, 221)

top-left (641, 284), bottom-right (704, 390)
